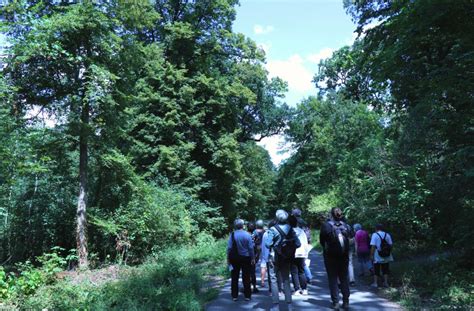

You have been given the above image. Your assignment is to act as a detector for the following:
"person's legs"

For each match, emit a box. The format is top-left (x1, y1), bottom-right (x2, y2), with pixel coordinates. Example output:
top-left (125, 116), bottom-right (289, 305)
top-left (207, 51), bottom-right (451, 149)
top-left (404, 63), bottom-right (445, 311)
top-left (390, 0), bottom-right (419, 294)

top-left (241, 256), bottom-right (252, 299)
top-left (337, 257), bottom-right (350, 305)
top-left (231, 259), bottom-right (242, 299)
top-left (268, 260), bottom-right (280, 304)
top-left (357, 252), bottom-right (365, 276)
top-left (260, 262), bottom-right (267, 287)
top-left (372, 263), bottom-right (381, 287)
top-left (303, 261), bottom-right (313, 282)
top-left (275, 264), bottom-right (283, 293)
top-left (324, 255), bottom-right (340, 305)
top-left (360, 252), bottom-right (370, 275)
top-left (250, 261), bottom-right (258, 292)
top-left (382, 263), bottom-right (390, 287)
top-left (278, 259), bottom-right (292, 303)
top-left (290, 259), bottom-right (301, 292)
top-left (348, 251), bottom-right (355, 284)
top-left (295, 258), bottom-right (307, 290)
top-left (365, 254), bottom-right (372, 273)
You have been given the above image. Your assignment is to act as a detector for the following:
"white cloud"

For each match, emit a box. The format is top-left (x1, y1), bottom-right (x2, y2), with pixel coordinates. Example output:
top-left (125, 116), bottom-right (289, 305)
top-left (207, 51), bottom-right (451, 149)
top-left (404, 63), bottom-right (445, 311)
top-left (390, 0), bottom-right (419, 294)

top-left (266, 54), bottom-right (314, 93)
top-left (257, 134), bottom-right (294, 166)
top-left (253, 24), bottom-right (275, 35)
top-left (306, 47), bottom-right (334, 64)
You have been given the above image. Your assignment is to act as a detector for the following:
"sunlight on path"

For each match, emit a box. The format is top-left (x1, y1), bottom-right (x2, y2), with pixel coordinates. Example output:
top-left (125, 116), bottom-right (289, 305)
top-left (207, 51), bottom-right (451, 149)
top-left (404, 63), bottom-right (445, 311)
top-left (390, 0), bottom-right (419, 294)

top-left (206, 250), bottom-right (402, 311)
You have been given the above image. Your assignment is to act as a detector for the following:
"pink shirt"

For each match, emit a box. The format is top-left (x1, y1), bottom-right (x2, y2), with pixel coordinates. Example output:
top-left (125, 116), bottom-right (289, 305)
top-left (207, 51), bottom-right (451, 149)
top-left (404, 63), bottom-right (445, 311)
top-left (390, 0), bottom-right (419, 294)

top-left (355, 229), bottom-right (370, 253)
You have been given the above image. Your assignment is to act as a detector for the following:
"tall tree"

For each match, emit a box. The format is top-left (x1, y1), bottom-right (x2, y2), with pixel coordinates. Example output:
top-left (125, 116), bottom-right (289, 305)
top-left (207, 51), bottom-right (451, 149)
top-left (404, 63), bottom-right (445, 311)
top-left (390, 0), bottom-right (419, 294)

top-left (3, 1), bottom-right (124, 268)
top-left (343, 0), bottom-right (474, 253)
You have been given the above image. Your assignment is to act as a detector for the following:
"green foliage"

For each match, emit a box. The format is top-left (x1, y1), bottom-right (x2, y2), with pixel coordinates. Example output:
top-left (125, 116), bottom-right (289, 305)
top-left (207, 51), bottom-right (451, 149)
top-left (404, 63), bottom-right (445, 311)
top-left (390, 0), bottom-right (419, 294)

top-left (1, 0), bottom-right (287, 268)
top-left (21, 238), bottom-right (227, 310)
top-left (0, 247), bottom-right (68, 302)
top-left (307, 190), bottom-right (340, 224)
top-left (387, 256), bottom-right (474, 309)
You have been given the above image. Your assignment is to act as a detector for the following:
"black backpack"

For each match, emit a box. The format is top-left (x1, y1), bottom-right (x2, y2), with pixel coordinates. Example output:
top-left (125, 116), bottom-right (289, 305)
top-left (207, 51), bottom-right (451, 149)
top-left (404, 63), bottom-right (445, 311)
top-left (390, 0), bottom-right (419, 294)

top-left (376, 232), bottom-right (392, 257)
top-left (253, 230), bottom-right (264, 253)
top-left (325, 220), bottom-right (350, 256)
top-left (228, 232), bottom-right (239, 264)
top-left (273, 225), bottom-right (298, 260)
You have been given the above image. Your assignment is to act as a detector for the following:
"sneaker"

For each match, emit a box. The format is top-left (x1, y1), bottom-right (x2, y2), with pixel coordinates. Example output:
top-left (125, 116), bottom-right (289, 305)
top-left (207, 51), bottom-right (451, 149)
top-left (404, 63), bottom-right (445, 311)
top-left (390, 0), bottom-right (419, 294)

top-left (245, 297), bottom-right (251, 301)
top-left (332, 302), bottom-right (340, 310)
top-left (370, 283), bottom-right (378, 288)
top-left (293, 291), bottom-right (302, 297)
top-left (342, 301), bottom-right (349, 310)
top-left (232, 298), bottom-right (238, 301)
top-left (278, 292), bottom-right (284, 298)
top-left (302, 289), bottom-right (308, 295)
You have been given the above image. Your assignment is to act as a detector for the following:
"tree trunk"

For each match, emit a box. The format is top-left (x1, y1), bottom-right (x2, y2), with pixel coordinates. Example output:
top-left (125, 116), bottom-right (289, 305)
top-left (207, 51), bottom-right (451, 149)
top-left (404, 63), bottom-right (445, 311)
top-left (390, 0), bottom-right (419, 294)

top-left (76, 101), bottom-right (89, 269)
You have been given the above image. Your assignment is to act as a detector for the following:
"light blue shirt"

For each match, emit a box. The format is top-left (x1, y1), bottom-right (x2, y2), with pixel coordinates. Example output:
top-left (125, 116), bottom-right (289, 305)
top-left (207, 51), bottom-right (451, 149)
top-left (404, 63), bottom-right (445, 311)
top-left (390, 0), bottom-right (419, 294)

top-left (260, 231), bottom-right (270, 264)
top-left (265, 223), bottom-right (298, 249)
top-left (227, 229), bottom-right (255, 259)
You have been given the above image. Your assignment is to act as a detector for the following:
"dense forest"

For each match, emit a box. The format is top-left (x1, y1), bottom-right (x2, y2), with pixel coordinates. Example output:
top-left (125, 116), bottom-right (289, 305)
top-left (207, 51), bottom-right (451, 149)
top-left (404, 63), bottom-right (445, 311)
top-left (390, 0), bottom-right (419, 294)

top-left (0, 0), bottom-right (472, 309)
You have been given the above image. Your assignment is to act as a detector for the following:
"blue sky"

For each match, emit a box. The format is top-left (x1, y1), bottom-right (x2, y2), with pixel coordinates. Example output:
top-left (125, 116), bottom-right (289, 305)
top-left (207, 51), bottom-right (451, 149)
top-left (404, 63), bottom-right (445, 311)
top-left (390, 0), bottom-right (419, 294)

top-left (233, 0), bottom-right (357, 165)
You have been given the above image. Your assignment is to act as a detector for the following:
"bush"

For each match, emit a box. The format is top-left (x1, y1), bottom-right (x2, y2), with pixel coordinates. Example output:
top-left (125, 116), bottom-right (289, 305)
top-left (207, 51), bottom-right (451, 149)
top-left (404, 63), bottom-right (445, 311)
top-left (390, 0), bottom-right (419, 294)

top-left (388, 255), bottom-right (474, 309)
top-left (22, 239), bottom-right (228, 310)
top-left (90, 152), bottom-right (225, 262)
top-left (0, 247), bottom-right (68, 303)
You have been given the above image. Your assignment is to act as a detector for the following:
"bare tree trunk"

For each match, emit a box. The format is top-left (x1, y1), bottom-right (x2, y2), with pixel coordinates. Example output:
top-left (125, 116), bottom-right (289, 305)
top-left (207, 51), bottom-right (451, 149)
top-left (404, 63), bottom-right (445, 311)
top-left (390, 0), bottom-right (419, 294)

top-left (76, 101), bottom-right (89, 269)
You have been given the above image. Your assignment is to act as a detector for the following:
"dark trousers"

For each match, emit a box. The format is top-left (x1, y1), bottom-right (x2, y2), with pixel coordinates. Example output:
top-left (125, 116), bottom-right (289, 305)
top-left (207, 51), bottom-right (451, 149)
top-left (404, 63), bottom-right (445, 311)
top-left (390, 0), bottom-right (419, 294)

top-left (250, 262), bottom-right (257, 287)
top-left (271, 257), bottom-right (292, 304)
top-left (324, 254), bottom-right (350, 304)
top-left (291, 257), bottom-right (307, 290)
top-left (231, 256), bottom-right (252, 299)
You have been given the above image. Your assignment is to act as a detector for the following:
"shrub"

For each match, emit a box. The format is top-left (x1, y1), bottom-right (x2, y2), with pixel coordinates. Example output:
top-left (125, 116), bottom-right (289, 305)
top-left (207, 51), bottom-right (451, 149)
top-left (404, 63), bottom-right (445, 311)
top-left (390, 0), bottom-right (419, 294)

top-left (22, 239), bottom-right (228, 310)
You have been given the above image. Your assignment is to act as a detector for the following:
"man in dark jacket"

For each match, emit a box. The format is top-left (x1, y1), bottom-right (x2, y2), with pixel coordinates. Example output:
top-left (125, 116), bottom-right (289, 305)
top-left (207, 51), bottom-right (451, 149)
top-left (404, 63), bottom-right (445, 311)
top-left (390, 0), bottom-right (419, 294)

top-left (320, 208), bottom-right (352, 310)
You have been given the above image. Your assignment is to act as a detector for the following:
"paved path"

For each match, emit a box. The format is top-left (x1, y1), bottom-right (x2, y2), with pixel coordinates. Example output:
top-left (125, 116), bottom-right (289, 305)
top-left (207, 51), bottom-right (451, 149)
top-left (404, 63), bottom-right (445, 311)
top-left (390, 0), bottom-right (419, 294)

top-left (206, 250), bottom-right (402, 311)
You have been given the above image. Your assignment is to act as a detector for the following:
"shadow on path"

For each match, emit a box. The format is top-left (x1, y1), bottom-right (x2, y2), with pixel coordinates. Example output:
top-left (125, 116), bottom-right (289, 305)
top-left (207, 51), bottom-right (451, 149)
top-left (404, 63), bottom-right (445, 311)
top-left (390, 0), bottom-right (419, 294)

top-left (205, 250), bottom-right (402, 310)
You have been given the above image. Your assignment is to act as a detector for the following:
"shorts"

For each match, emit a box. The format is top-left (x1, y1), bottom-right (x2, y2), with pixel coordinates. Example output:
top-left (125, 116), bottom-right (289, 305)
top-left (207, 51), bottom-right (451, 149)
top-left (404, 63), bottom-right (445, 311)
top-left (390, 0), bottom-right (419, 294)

top-left (374, 263), bottom-right (390, 276)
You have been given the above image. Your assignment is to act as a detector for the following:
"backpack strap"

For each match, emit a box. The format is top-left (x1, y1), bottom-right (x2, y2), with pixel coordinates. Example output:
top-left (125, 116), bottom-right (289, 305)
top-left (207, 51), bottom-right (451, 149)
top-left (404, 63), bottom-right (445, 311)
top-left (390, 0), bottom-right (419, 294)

top-left (375, 232), bottom-right (387, 251)
top-left (274, 225), bottom-right (288, 239)
top-left (376, 232), bottom-right (386, 242)
top-left (231, 232), bottom-right (238, 255)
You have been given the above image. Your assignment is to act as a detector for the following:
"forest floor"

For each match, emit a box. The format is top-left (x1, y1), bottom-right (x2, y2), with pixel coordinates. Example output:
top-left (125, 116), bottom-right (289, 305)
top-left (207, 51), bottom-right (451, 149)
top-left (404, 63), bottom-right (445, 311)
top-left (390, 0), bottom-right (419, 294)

top-left (205, 250), bottom-right (403, 311)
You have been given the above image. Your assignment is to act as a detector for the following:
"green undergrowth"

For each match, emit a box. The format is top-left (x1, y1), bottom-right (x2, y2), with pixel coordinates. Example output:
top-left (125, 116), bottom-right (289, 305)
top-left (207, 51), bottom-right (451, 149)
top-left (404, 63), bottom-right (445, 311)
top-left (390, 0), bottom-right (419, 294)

top-left (310, 229), bottom-right (322, 252)
top-left (10, 235), bottom-right (227, 310)
top-left (383, 253), bottom-right (473, 310)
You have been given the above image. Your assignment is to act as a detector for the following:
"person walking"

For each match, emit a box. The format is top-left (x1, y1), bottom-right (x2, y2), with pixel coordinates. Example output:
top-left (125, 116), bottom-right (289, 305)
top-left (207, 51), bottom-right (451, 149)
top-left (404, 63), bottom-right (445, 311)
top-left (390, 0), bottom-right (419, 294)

top-left (370, 224), bottom-right (393, 288)
top-left (354, 223), bottom-right (371, 276)
top-left (346, 221), bottom-right (356, 286)
top-left (292, 208), bottom-right (313, 283)
top-left (227, 218), bottom-right (255, 301)
top-left (247, 221), bottom-right (259, 293)
top-left (265, 210), bottom-right (301, 305)
top-left (291, 219), bottom-right (309, 295)
top-left (320, 207), bottom-right (352, 310)
top-left (261, 219), bottom-right (277, 294)
top-left (252, 219), bottom-right (265, 291)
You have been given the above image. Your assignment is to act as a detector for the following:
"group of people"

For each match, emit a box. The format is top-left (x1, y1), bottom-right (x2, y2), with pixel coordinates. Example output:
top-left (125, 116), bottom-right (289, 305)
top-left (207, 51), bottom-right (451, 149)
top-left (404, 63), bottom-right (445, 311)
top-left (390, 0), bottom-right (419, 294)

top-left (227, 207), bottom-right (394, 310)
top-left (226, 209), bottom-right (313, 304)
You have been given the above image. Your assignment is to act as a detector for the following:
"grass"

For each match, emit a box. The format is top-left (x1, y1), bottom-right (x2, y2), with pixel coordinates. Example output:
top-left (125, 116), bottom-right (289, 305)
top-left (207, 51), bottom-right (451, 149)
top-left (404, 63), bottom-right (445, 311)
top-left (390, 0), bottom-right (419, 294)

top-left (19, 237), bottom-right (227, 310)
top-left (384, 254), bottom-right (473, 310)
